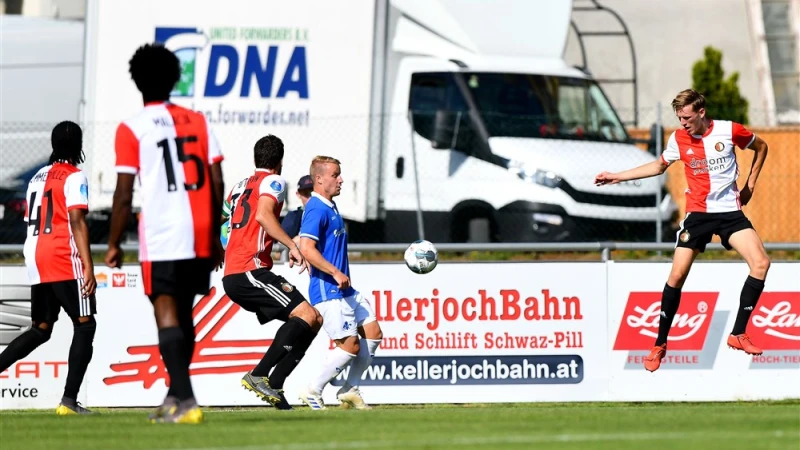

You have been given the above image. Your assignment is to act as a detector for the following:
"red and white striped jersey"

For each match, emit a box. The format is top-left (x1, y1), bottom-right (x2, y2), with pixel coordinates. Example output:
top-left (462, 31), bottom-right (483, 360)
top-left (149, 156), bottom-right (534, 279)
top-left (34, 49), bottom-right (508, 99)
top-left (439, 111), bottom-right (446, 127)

top-left (661, 120), bottom-right (755, 213)
top-left (115, 102), bottom-right (224, 262)
top-left (23, 163), bottom-right (88, 284)
top-left (223, 170), bottom-right (286, 276)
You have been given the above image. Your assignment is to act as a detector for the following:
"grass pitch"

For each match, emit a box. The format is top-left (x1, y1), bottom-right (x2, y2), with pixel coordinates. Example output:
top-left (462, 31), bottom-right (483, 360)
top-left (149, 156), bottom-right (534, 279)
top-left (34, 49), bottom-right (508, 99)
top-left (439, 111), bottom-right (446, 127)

top-left (1, 401), bottom-right (798, 450)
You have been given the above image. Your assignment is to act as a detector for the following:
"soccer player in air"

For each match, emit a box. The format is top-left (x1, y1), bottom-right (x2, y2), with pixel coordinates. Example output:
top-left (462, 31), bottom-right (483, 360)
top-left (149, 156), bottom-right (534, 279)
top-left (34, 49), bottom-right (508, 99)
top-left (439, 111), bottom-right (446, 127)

top-left (106, 43), bottom-right (225, 423)
top-left (298, 156), bottom-right (383, 410)
top-left (221, 135), bottom-right (322, 410)
top-left (0, 121), bottom-right (97, 415)
top-left (595, 89), bottom-right (770, 372)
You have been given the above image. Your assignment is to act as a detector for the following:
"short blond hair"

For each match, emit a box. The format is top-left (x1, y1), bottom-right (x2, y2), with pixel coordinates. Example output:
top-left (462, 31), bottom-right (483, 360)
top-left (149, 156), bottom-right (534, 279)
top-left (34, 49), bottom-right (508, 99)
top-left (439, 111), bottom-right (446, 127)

top-left (310, 155), bottom-right (341, 178)
top-left (672, 89), bottom-right (706, 113)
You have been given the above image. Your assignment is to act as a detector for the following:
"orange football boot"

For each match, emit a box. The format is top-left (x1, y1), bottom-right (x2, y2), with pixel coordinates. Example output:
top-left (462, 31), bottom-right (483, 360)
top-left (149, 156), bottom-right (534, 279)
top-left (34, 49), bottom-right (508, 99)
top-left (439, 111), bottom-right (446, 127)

top-left (644, 343), bottom-right (667, 372)
top-left (727, 334), bottom-right (763, 355)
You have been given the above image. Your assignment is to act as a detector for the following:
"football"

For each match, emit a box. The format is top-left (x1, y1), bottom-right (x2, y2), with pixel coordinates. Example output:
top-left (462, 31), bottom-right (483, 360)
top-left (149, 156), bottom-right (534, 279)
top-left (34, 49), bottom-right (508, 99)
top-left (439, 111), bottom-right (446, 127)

top-left (404, 239), bottom-right (439, 274)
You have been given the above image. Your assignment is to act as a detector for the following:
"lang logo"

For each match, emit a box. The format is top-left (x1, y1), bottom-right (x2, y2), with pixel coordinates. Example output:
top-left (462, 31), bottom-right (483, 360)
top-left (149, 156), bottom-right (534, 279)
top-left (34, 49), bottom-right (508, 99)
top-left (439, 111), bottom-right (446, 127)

top-left (155, 26), bottom-right (309, 99)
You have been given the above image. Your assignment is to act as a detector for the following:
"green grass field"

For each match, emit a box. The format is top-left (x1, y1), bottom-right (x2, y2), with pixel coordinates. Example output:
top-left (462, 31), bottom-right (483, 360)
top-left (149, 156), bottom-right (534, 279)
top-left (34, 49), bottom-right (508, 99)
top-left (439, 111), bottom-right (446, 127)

top-left (1, 401), bottom-right (798, 450)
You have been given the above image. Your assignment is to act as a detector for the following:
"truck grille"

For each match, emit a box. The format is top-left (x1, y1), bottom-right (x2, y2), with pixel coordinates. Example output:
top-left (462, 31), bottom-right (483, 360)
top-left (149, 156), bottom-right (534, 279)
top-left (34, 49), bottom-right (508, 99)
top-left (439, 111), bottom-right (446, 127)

top-left (558, 180), bottom-right (666, 208)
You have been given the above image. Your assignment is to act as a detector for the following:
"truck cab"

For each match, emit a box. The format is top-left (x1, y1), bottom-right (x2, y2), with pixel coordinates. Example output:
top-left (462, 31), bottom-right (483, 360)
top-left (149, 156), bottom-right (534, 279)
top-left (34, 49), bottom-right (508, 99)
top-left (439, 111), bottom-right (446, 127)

top-left (382, 56), bottom-right (675, 243)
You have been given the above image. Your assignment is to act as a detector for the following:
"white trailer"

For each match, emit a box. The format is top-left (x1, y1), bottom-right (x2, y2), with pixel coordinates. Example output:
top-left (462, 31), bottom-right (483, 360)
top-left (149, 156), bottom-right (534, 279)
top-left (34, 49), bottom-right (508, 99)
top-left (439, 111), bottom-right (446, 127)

top-left (82, 0), bottom-right (676, 244)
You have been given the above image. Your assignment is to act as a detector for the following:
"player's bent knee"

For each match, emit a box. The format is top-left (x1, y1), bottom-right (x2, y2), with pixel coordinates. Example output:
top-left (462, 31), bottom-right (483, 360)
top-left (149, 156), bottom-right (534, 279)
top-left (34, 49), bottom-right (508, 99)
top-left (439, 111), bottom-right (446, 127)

top-left (30, 323), bottom-right (53, 343)
top-left (289, 302), bottom-right (322, 330)
top-left (752, 256), bottom-right (771, 277)
top-left (339, 336), bottom-right (360, 354)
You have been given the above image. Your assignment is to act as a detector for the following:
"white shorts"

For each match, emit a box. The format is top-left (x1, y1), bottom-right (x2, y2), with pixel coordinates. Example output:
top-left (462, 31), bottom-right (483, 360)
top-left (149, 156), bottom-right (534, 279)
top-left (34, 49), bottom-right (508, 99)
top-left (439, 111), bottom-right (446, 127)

top-left (314, 291), bottom-right (377, 340)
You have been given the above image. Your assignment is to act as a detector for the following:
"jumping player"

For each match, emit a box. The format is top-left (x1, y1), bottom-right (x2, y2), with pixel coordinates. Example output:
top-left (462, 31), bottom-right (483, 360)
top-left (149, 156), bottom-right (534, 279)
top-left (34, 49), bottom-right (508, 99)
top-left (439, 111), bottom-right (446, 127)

top-left (106, 43), bottom-right (225, 423)
top-left (298, 156), bottom-right (383, 410)
top-left (594, 89), bottom-right (770, 372)
top-left (221, 135), bottom-right (321, 410)
top-left (0, 121), bottom-right (97, 415)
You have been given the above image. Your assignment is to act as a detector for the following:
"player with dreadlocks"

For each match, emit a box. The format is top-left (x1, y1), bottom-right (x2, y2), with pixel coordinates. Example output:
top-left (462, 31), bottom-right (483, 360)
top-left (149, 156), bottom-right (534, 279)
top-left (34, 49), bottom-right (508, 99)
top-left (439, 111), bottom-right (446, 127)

top-left (0, 120), bottom-right (98, 415)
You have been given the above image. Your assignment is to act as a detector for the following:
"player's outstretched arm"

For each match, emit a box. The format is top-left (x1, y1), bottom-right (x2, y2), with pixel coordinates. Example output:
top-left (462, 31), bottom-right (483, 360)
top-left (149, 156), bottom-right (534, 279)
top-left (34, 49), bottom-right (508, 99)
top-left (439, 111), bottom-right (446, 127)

top-left (105, 173), bottom-right (135, 268)
top-left (740, 135), bottom-right (769, 206)
top-left (299, 236), bottom-right (350, 289)
top-left (594, 159), bottom-right (668, 186)
top-left (255, 195), bottom-right (307, 272)
top-left (69, 209), bottom-right (96, 297)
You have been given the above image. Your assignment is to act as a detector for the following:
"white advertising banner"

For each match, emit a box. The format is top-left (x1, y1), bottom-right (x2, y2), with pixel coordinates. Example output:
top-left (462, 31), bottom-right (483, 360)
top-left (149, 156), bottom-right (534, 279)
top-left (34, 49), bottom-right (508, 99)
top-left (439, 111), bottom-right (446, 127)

top-left (607, 262), bottom-right (800, 401)
top-left (2, 261), bottom-right (798, 409)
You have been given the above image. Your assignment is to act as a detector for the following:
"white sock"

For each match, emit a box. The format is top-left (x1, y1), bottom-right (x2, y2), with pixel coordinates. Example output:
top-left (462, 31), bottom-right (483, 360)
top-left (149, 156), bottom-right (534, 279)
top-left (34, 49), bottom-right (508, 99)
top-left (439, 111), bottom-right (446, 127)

top-left (345, 338), bottom-right (381, 389)
top-left (310, 346), bottom-right (356, 394)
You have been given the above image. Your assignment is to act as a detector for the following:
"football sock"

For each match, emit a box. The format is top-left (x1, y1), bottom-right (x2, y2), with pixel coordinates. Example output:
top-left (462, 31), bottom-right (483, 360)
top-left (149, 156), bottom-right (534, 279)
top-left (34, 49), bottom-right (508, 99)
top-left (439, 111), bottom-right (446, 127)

top-left (345, 338), bottom-right (382, 388)
top-left (655, 284), bottom-right (681, 347)
top-left (268, 324), bottom-right (318, 389)
top-left (0, 327), bottom-right (50, 372)
top-left (732, 275), bottom-right (765, 335)
top-left (310, 346), bottom-right (356, 394)
top-left (63, 319), bottom-right (96, 400)
top-left (251, 317), bottom-right (310, 377)
top-left (168, 297), bottom-right (196, 399)
top-left (158, 327), bottom-right (194, 401)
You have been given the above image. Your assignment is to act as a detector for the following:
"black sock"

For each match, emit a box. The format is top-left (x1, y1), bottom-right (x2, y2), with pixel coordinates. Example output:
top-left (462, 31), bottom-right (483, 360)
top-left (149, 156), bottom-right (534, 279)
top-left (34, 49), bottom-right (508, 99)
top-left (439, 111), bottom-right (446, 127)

top-left (158, 327), bottom-right (194, 401)
top-left (268, 324), bottom-right (317, 389)
top-left (732, 275), bottom-right (765, 335)
top-left (656, 284), bottom-right (682, 347)
top-left (0, 327), bottom-right (50, 372)
top-left (63, 320), bottom-right (96, 400)
top-left (168, 301), bottom-right (196, 400)
top-left (251, 317), bottom-right (310, 377)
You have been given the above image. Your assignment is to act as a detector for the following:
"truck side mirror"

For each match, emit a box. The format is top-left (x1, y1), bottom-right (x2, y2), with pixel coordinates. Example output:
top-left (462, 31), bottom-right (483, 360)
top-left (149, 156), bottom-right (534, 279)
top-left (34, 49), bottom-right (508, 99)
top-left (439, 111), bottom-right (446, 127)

top-left (432, 110), bottom-right (458, 149)
top-left (648, 122), bottom-right (664, 156)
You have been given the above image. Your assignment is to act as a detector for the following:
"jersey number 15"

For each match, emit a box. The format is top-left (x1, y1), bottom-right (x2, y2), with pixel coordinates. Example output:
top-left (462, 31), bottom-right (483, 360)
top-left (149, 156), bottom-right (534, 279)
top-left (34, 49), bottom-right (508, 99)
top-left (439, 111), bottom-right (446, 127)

top-left (157, 135), bottom-right (205, 192)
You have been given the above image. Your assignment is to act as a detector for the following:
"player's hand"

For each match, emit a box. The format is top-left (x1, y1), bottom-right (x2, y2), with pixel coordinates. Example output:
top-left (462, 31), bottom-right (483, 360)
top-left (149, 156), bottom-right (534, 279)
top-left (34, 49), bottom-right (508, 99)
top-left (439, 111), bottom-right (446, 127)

top-left (105, 245), bottom-right (124, 269)
top-left (333, 271), bottom-right (350, 290)
top-left (740, 184), bottom-right (754, 206)
top-left (81, 269), bottom-right (97, 298)
top-left (212, 240), bottom-right (225, 271)
top-left (288, 246), bottom-right (306, 272)
top-left (594, 171), bottom-right (621, 186)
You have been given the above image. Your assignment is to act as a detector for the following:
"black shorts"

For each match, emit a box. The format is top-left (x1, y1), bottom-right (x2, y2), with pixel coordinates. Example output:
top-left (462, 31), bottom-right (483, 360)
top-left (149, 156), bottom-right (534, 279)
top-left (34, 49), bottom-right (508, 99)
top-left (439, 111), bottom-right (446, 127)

top-left (675, 211), bottom-right (754, 252)
top-left (142, 258), bottom-right (212, 300)
top-left (222, 268), bottom-right (306, 325)
top-left (31, 279), bottom-right (96, 324)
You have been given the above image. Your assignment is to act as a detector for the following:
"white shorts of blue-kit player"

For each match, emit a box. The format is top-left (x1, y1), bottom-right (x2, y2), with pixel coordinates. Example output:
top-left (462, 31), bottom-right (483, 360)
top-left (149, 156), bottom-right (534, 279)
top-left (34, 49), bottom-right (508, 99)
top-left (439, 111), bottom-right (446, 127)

top-left (314, 291), bottom-right (377, 340)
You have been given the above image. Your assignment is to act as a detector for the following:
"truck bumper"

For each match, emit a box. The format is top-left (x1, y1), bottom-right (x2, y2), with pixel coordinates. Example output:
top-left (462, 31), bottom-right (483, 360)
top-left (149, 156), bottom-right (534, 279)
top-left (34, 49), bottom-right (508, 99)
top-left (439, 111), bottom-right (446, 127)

top-left (496, 201), bottom-right (676, 242)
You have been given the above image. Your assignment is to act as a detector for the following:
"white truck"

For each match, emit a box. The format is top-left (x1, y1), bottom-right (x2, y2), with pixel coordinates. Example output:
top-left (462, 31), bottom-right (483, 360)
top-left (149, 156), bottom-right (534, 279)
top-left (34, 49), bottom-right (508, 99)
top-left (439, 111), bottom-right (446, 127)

top-left (82, 0), bottom-right (676, 244)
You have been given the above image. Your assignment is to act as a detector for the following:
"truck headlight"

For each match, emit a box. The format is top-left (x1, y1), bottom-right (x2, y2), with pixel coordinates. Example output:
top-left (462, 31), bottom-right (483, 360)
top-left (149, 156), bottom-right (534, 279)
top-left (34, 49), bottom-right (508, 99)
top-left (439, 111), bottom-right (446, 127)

top-left (507, 161), bottom-right (562, 188)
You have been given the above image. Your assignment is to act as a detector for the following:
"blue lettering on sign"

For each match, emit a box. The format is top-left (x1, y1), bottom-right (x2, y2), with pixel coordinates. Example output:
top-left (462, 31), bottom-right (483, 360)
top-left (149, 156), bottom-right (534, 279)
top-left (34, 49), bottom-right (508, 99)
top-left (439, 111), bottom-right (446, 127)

top-left (205, 45), bottom-right (308, 98)
top-left (155, 27), bottom-right (309, 100)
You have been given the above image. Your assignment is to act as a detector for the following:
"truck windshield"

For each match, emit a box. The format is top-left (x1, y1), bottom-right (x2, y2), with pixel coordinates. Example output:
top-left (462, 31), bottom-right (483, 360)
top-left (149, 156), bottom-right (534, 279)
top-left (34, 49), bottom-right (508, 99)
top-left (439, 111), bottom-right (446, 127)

top-left (410, 72), bottom-right (629, 144)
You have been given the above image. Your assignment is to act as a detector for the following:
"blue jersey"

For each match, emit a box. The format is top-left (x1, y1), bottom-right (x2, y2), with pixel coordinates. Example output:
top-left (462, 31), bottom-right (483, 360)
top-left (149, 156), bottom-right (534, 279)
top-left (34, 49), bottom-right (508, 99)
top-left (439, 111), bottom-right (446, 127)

top-left (299, 192), bottom-right (354, 305)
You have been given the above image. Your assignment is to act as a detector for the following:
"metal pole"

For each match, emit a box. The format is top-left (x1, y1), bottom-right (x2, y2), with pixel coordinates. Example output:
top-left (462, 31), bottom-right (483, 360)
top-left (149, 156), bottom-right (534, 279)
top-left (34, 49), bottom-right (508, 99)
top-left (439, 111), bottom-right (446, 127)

top-left (408, 111), bottom-right (425, 240)
top-left (655, 102), bottom-right (663, 251)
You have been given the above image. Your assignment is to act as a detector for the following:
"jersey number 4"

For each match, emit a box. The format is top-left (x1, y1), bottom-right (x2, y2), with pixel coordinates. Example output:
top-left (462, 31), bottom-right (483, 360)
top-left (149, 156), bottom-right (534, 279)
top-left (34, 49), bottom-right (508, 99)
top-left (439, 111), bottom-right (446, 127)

top-left (27, 189), bottom-right (54, 236)
top-left (157, 136), bottom-right (205, 192)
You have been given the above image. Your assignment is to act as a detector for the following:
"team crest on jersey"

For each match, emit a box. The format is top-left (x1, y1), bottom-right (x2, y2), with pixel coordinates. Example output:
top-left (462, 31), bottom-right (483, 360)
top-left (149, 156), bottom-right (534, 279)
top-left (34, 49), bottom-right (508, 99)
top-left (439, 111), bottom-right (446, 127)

top-left (714, 142), bottom-right (725, 152)
top-left (680, 230), bottom-right (691, 243)
top-left (281, 282), bottom-right (294, 293)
